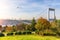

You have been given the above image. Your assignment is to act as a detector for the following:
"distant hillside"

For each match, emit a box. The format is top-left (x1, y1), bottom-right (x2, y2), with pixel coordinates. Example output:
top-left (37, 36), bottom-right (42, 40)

top-left (0, 19), bottom-right (31, 25)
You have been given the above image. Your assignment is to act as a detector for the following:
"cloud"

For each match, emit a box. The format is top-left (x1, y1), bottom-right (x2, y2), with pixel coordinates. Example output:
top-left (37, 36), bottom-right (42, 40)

top-left (0, 0), bottom-right (60, 19)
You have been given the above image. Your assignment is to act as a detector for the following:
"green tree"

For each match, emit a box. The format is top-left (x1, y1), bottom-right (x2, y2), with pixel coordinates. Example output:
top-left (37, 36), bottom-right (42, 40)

top-left (35, 17), bottom-right (51, 35)
top-left (31, 17), bottom-right (36, 31)
top-left (12, 25), bottom-right (16, 32)
top-left (5, 26), bottom-right (13, 32)
top-left (35, 17), bottom-right (50, 31)
top-left (55, 20), bottom-right (60, 34)
top-left (16, 23), bottom-right (26, 31)
top-left (25, 24), bottom-right (31, 31)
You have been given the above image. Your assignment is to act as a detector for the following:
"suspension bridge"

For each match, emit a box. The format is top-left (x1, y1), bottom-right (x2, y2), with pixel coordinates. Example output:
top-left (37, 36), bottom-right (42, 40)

top-left (35, 8), bottom-right (56, 22)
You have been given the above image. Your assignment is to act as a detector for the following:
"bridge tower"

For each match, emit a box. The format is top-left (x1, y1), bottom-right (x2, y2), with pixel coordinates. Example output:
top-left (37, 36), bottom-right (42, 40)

top-left (48, 8), bottom-right (56, 22)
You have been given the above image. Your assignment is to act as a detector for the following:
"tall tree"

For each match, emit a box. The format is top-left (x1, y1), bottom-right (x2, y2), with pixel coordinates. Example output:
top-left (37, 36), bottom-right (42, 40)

top-left (12, 25), bottom-right (16, 32)
top-left (31, 17), bottom-right (36, 31)
top-left (35, 17), bottom-right (50, 31)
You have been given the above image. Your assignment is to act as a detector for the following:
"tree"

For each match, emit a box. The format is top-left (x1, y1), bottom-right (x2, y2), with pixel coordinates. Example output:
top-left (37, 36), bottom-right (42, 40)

top-left (25, 24), bottom-right (31, 31)
top-left (50, 21), bottom-right (57, 29)
top-left (0, 25), bottom-right (2, 32)
top-left (12, 25), bottom-right (16, 32)
top-left (16, 23), bottom-right (26, 31)
top-left (54, 20), bottom-right (60, 34)
top-left (5, 26), bottom-right (13, 32)
top-left (3, 25), bottom-right (8, 32)
top-left (35, 17), bottom-right (50, 31)
top-left (30, 17), bottom-right (36, 31)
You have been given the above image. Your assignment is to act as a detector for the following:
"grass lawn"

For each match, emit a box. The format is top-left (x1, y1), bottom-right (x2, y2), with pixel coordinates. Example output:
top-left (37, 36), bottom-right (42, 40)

top-left (0, 35), bottom-right (60, 40)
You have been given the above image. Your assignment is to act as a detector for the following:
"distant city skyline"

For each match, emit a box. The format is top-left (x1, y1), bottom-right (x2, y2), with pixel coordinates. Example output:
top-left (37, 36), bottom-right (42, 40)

top-left (0, 0), bottom-right (60, 20)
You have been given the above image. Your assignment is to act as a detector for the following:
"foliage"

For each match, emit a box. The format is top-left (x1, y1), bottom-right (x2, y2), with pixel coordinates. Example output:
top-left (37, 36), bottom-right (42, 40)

top-left (35, 17), bottom-right (50, 31)
top-left (50, 21), bottom-right (57, 33)
top-left (25, 24), bottom-right (31, 31)
top-left (22, 31), bottom-right (31, 35)
top-left (30, 18), bottom-right (36, 31)
top-left (0, 25), bottom-right (2, 32)
top-left (5, 26), bottom-right (13, 32)
top-left (12, 25), bottom-right (16, 32)
top-left (43, 29), bottom-right (56, 36)
top-left (7, 32), bottom-right (13, 36)
top-left (0, 33), bottom-right (4, 37)
top-left (1, 18), bottom-right (60, 36)
top-left (16, 23), bottom-right (26, 31)
top-left (50, 21), bottom-right (57, 29)
top-left (15, 32), bottom-right (22, 35)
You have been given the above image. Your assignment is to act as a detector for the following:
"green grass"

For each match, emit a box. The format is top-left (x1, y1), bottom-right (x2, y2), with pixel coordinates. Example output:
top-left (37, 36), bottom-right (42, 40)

top-left (0, 35), bottom-right (60, 40)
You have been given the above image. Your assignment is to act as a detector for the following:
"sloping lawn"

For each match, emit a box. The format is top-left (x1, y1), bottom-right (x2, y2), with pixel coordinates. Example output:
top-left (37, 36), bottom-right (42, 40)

top-left (0, 35), bottom-right (60, 40)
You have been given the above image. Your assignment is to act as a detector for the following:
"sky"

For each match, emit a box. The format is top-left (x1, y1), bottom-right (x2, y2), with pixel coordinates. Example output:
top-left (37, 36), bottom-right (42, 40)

top-left (0, 0), bottom-right (60, 20)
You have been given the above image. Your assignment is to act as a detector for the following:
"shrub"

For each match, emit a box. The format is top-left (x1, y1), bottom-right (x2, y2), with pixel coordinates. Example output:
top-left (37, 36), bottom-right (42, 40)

top-left (7, 32), bottom-right (13, 36)
top-left (22, 31), bottom-right (32, 35)
top-left (35, 30), bottom-right (43, 35)
top-left (56, 32), bottom-right (60, 36)
top-left (0, 33), bottom-right (4, 37)
top-left (15, 31), bottom-right (32, 35)
top-left (15, 32), bottom-right (22, 35)
top-left (27, 31), bottom-right (31, 34)
top-left (43, 31), bottom-right (56, 36)
top-left (22, 32), bottom-right (26, 35)
top-left (43, 33), bottom-right (56, 36)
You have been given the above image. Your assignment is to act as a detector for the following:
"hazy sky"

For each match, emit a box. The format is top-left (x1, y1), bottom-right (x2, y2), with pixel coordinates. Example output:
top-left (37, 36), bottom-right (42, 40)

top-left (0, 0), bottom-right (60, 20)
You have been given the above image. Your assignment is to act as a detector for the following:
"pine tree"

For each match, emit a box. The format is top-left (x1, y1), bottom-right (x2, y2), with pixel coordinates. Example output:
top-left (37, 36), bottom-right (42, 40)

top-left (31, 17), bottom-right (36, 31)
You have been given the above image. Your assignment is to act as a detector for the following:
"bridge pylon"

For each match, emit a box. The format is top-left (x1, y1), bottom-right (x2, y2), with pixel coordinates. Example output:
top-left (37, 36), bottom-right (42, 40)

top-left (48, 8), bottom-right (56, 22)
